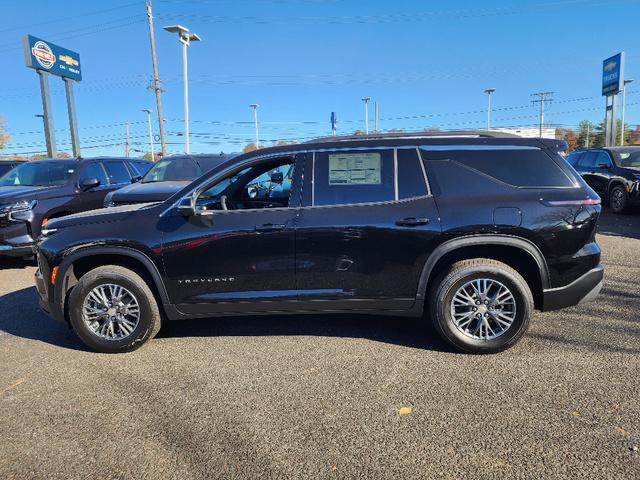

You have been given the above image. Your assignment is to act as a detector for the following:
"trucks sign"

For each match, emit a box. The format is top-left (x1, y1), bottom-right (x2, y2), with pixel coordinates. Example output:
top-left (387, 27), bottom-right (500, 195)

top-left (602, 52), bottom-right (624, 96)
top-left (23, 35), bottom-right (82, 81)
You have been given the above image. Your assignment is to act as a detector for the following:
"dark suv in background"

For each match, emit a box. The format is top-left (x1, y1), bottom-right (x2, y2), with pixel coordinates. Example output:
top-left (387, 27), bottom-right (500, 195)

top-left (35, 131), bottom-right (603, 354)
top-left (566, 146), bottom-right (640, 213)
top-left (104, 153), bottom-right (235, 207)
top-left (0, 157), bottom-right (152, 258)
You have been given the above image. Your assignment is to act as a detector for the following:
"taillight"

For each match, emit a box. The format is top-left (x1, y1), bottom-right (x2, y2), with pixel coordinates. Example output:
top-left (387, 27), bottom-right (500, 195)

top-left (542, 198), bottom-right (601, 206)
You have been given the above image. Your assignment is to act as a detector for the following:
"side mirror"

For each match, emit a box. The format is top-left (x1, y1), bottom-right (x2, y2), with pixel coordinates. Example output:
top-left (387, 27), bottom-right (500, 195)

top-left (270, 171), bottom-right (284, 184)
top-left (79, 177), bottom-right (100, 191)
top-left (598, 163), bottom-right (612, 170)
top-left (131, 175), bottom-right (143, 183)
top-left (177, 196), bottom-right (195, 217)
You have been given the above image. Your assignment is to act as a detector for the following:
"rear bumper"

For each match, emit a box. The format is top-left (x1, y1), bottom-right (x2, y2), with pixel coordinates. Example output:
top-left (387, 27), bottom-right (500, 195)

top-left (542, 265), bottom-right (604, 311)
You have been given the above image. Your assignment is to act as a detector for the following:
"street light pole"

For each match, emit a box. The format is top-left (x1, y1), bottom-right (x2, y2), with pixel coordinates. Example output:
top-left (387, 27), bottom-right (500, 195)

top-left (484, 88), bottom-right (496, 130)
top-left (249, 104), bottom-right (260, 147)
top-left (142, 109), bottom-right (154, 160)
top-left (362, 96), bottom-right (371, 134)
top-left (164, 25), bottom-right (200, 154)
top-left (620, 79), bottom-right (634, 146)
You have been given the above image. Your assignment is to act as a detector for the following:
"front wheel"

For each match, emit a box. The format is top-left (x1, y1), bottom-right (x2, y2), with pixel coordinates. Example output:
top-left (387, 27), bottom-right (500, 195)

top-left (609, 185), bottom-right (628, 214)
top-left (68, 265), bottom-right (162, 353)
top-left (430, 259), bottom-right (533, 354)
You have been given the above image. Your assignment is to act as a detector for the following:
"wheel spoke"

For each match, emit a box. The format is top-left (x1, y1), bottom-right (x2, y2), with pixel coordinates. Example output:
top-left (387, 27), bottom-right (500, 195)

top-left (83, 283), bottom-right (140, 341)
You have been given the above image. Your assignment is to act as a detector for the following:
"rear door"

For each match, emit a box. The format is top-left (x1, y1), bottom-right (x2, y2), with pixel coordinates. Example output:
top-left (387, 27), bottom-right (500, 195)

top-left (294, 147), bottom-right (441, 311)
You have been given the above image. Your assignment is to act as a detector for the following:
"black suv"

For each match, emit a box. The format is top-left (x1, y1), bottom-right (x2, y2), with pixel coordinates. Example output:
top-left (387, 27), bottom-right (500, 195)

top-left (0, 157), bottom-right (152, 258)
top-left (566, 146), bottom-right (640, 213)
top-left (103, 153), bottom-right (235, 207)
top-left (35, 132), bottom-right (603, 354)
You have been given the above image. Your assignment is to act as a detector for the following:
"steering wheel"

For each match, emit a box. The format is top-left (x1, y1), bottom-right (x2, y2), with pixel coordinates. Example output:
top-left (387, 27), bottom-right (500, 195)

top-left (220, 195), bottom-right (235, 211)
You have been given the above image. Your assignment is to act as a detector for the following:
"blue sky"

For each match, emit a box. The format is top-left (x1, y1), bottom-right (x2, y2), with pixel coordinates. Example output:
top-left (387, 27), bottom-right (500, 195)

top-left (1, 0), bottom-right (639, 157)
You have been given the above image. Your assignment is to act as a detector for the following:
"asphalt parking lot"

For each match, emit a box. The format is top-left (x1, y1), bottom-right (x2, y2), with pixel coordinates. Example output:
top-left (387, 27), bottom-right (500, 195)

top-left (0, 209), bottom-right (638, 479)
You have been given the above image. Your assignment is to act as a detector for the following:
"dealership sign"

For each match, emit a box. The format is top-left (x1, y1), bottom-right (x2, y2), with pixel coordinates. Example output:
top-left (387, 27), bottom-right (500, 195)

top-left (22, 35), bottom-right (82, 81)
top-left (602, 52), bottom-right (624, 96)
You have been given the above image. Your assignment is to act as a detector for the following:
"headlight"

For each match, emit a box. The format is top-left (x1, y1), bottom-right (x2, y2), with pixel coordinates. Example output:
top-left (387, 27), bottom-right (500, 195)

top-left (0, 199), bottom-right (37, 213)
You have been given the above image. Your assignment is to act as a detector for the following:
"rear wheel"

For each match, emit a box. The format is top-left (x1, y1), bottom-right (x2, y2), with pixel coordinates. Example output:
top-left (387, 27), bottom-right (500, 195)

top-left (430, 258), bottom-right (533, 354)
top-left (609, 185), bottom-right (628, 214)
top-left (68, 265), bottom-right (161, 353)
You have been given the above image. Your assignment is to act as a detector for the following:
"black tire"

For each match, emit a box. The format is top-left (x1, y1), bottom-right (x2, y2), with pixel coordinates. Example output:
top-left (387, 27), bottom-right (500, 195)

top-left (68, 265), bottom-right (162, 353)
top-left (609, 185), bottom-right (628, 214)
top-left (429, 258), bottom-right (533, 354)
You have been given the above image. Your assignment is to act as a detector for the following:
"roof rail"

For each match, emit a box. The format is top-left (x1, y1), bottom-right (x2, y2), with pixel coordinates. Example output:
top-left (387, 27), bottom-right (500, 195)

top-left (305, 129), bottom-right (521, 144)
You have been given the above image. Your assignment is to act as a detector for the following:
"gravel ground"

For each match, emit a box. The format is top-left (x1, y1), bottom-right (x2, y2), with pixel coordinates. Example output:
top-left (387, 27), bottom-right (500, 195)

top-left (0, 210), bottom-right (638, 479)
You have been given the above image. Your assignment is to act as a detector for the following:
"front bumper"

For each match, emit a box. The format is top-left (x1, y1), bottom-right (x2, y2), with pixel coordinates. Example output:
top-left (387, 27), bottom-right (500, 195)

top-left (542, 264), bottom-right (604, 311)
top-left (0, 219), bottom-right (35, 257)
top-left (34, 254), bottom-right (66, 324)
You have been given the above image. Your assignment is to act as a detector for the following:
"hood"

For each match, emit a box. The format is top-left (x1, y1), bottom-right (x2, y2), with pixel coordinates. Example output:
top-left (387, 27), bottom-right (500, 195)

top-left (47, 202), bottom-right (158, 230)
top-left (110, 181), bottom-right (190, 204)
top-left (0, 185), bottom-right (53, 202)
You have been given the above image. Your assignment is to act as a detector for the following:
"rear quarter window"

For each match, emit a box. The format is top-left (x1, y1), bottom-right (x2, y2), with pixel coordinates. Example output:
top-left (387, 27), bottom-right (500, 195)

top-left (448, 149), bottom-right (576, 188)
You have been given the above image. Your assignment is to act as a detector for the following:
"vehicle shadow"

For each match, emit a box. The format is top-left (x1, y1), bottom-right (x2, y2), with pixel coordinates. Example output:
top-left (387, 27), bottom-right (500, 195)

top-left (597, 206), bottom-right (640, 240)
top-left (0, 286), bottom-right (454, 353)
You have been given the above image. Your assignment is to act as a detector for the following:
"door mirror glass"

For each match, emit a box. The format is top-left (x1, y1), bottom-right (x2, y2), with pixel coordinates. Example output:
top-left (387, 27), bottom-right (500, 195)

top-left (79, 177), bottom-right (101, 191)
top-left (598, 162), bottom-right (612, 169)
top-left (270, 171), bottom-right (284, 184)
top-left (131, 175), bottom-right (143, 183)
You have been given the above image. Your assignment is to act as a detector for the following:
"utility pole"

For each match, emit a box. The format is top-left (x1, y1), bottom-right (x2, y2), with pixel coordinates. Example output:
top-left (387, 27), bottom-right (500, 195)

top-left (249, 104), bottom-right (260, 147)
top-left (142, 109), bottom-right (154, 160)
top-left (484, 88), bottom-right (496, 130)
top-left (620, 79), bottom-right (634, 145)
top-left (531, 92), bottom-right (554, 137)
top-left (585, 123), bottom-right (590, 148)
top-left (125, 122), bottom-right (130, 157)
top-left (362, 96), bottom-right (371, 134)
top-left (146, 0), bottom-right (167, 157)
top-left (374, 101), bottom-right (379, 132)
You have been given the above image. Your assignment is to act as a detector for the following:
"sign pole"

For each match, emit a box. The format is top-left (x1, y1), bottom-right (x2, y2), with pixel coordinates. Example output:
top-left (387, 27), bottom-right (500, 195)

top-left (63, 78), bottom-right (81, 157)
top-left (37, 70), bottom-right (57, 158)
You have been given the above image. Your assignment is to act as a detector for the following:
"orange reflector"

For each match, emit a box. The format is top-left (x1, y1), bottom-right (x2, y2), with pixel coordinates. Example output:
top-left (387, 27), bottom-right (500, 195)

top-left (42, 217), bottom-right (48, 226)
top-left (51, 266), bottom-right (59, 285)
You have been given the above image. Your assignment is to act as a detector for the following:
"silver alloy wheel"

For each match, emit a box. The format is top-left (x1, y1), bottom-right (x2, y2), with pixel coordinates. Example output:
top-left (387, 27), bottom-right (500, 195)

top-left (611, 188), bottom-right (624, 210)
top-left (450, 278), bottom-right (516, 340)
top-left (82, 283), bottom-right (140, 340)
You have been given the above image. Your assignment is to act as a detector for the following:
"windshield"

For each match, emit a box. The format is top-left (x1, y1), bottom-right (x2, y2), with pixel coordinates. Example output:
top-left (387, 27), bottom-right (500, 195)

top-left (615, 150), bottom-right (640, 168)
top-left (142, 157), bottom-right (201, 183)
top-left (0, 161), bottom-right (76, 187)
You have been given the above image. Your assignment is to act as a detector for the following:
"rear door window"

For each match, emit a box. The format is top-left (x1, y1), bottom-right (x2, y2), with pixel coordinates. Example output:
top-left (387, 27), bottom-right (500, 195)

top-left (104, 161), bottom-right (132, 185)
top-left (594, 151), bottom-right (613, 168)
top-left (578, 152), bottom-right (598, 168)
top-left (313, 150), bottom-right (395, 206)
top-left (565, 151), bottom-right (583, 167)
top-left (443, 149), bottom-right (575, 188)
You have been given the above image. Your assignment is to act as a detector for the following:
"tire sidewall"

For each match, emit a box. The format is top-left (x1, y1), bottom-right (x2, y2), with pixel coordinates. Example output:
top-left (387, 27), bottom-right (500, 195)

top-left (69, 272), bottom-right (156, 353)
top-left (434, 265), bottom-right (531, 353)
top-left (610, 185), bottom-right (628, 213)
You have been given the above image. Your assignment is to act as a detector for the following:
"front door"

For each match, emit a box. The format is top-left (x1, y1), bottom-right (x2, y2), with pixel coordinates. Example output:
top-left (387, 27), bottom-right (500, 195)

top-left (160, 156), bottom-right (302, 315)
top-left (75, 161), bottom-right (112, 211)
top-left (295, 148), bottom-right (441, 311)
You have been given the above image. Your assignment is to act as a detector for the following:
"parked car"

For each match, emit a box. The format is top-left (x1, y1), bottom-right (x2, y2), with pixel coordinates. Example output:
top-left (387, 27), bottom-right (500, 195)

top-left (566, 146), bottom-right (640, 213)
top-left (103, 153), bottom-right (235, 207)
top-left (35, 131), bottom-right (603, 354)
top-left (0, 157), bottom-right (152, 258)
top-left (0, 159), bottom-right (26, 177)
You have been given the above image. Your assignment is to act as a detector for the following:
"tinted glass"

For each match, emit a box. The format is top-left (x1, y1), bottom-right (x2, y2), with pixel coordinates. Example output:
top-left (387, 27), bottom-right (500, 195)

top-left (578, 152), bottom-right (598, 168)
top-left (0, 161), bottom-right (76, 186)
top-left (615, 150), bottom-right (640, 168)
top-left (594, 151), bottom-right (613, 168)
top-left (565, 151), bottom-right (583, 166)
top-left (0, 164), bottom-right (15, 176)
top-left (245, 164), bottom-right (294, 202)
top-left (142, 157), bottom-right (200, 183)
top-left (104, 161), bottom-right (131, 184)
top-left (82, 162), bottom-right (109, 186)
top-left (132, 161), bottom-right (153, 176)
top-left (448, 149), bottom-right (574, 188)
top-left (398, 149), bottom-right (428, 199)
top-left (196, 156), bottom-right (228, 174)
top-left (314, 150), bottom-right (394, 206)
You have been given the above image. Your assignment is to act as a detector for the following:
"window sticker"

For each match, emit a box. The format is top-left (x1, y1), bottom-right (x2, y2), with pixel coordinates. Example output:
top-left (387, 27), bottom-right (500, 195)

top-left (328, 153), bottom-right (381, 185)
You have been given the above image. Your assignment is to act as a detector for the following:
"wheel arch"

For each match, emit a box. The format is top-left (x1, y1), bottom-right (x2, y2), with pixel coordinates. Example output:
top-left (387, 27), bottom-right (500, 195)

top-left (417, 235), bottom-right (550, 310)
top-left (55, 247), bottom-right (170, 322)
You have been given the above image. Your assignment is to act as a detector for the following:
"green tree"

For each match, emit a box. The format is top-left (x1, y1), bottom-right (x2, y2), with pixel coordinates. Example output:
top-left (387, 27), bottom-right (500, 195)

top-left (0, 116), bottom-right (10, 150)
top-left (576, 120), bottom-right (596, 148)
